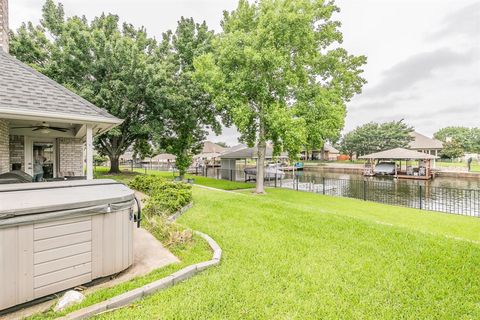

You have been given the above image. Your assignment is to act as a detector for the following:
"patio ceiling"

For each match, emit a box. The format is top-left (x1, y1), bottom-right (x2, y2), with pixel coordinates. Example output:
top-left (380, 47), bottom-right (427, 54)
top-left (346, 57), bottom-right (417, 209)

top-left (5, 118), bottom-right (106, 141)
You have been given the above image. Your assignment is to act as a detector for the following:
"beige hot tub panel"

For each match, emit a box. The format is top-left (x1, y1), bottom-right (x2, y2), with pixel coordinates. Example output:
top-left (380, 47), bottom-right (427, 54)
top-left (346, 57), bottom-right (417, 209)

top-left (0, 180), bottom-right (137, 311)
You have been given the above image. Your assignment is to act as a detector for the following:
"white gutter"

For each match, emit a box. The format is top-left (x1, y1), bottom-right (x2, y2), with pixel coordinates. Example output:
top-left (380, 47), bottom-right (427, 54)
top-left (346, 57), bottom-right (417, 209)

top-left (0, 108), bottom-right (123, 125)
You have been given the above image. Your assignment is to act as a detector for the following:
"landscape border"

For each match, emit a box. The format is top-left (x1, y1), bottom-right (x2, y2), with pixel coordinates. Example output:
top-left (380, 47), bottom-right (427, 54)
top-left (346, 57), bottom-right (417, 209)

top-left (58, 204), bottom-right (221, 320)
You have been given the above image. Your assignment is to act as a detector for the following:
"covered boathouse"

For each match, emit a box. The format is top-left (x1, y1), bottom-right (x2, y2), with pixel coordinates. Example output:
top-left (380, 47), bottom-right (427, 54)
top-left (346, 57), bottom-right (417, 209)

top-left (359, 147), bottom-right (438, 180)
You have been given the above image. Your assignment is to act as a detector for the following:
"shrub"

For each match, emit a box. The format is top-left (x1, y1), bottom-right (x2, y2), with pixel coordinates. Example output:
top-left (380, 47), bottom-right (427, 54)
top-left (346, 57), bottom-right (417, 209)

top-left (128, 175), bottom-right (167, 195)
top-left (143, 213), bottom-right (193, 248)
top-left (128, 175), bottom-right (192, 215)
top-left (128, 174), bottom-right (194, 248)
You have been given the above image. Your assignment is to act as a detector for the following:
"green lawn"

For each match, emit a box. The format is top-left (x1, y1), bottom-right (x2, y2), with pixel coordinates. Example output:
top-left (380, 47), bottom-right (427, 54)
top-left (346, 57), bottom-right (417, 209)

top-left (436, 161), bottom-right (480, 172)
top-left (97, 187), bottom-right (480, 319)
top-left (95, 166), bottom-right (254, 190)
top-left (28, 232), bottom-right (211, 320)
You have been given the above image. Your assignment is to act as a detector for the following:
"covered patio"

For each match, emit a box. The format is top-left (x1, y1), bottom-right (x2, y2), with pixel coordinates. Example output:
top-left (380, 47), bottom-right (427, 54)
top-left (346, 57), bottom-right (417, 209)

top-left (359, 147), bottom-right (438, 180)
top-left (0, 51), bottom-right (122, 183)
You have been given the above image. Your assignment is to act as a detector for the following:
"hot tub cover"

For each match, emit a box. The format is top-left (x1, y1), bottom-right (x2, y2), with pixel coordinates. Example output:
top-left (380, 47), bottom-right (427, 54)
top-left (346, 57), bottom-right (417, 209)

top-left (0, 170), bottom-right (33, 184)
top-left (0, 179), bottom-right (135, 225)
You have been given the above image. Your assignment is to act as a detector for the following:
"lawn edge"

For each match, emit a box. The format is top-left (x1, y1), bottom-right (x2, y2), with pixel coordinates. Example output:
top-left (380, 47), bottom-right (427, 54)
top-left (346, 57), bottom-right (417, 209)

top-left (58, 204), bottom-right (222, 320)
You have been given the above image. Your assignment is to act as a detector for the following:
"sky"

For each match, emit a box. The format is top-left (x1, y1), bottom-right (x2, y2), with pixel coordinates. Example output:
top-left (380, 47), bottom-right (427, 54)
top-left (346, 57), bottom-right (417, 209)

top-left (8, 0), bottom-right (480, 146)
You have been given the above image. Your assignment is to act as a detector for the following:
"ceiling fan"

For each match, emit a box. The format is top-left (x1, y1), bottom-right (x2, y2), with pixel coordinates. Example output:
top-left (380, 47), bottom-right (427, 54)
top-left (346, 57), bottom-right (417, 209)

top-left (12, 122), bottom-right (70, 133)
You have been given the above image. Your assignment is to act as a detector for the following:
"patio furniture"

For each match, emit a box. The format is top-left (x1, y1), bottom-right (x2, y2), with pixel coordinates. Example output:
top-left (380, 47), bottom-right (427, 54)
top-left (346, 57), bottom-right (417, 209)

top-left (419, 167), bottom-right (426, 176)
top-left (406, 166), bottom-right (413, 175)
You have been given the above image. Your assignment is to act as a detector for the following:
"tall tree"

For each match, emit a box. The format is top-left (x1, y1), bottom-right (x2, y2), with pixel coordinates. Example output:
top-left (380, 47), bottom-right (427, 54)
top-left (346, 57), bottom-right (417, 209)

top-left (195, 0), bottom-right (366, 193)
top-left (440, 140), bottom-right (464, 159)
top-left (9, 0), bottom-right (157, 173)
top-left (471, 128), bottom-right (480, 154)
top-left (151, 17), bottom-right (220, 179)
top-left (340, 120), bottom-right (414, 158)
top-left (434, 126), bottom-right (478, 154)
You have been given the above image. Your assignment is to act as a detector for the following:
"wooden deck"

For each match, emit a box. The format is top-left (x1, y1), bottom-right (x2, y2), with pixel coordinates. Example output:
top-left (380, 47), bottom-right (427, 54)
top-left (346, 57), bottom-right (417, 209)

top-left (395, 174), bottom-right (432, 180)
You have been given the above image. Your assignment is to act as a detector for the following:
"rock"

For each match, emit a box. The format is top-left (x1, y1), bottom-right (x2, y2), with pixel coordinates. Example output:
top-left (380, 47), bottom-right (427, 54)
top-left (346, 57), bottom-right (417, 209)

top-left (54, 290), bottom-right (85, 312)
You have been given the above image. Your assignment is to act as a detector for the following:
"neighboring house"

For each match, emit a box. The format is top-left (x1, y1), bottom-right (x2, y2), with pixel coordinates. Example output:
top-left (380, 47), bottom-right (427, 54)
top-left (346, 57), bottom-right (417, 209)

top-left (195, 141), bottom-right (227, 161)
top-left (120, 150), bottom-right (135, 163)
top-left (0, 2), bottom-right (121, 181)
top-left (408, 131), bottom-right (443, 157)
top-left (302, 144), bottom-right (340, 161)
top-left (120, 141), bottom-right (226, 169)
top-left (147, 153), bottom-right (177, 164)
top-left (120, 151), bottom-right (176, 165)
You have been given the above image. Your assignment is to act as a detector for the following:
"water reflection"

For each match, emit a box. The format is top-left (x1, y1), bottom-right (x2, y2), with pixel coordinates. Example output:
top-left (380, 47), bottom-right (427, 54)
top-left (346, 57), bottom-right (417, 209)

top-left (201, 166), bottom-right (480, 216)
top-left (289, 169), bottom-right (480, 216)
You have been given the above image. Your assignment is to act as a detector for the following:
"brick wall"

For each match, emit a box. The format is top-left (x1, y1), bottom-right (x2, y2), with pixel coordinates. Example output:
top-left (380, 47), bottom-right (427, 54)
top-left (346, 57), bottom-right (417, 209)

top-left (9, 135), bottom-right (24, 170)
top-left (57, 137), bottom-right (84, 177)
top-left (0, 0), bottom-right (8, 53)
top-left (0, 119), bottom-right (9, 174)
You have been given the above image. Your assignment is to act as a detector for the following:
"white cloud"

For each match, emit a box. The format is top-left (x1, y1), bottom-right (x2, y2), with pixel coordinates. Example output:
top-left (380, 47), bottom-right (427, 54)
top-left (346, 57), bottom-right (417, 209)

top-left (8, 0), bottom-right (480, 139)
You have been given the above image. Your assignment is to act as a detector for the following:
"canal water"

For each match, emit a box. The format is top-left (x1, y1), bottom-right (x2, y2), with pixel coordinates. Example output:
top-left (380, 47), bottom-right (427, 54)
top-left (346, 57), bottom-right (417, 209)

top-left (284, 168), bottom-right (480, 216)
top-left (203, 166), bottom-right (480, 216)
top-left (300, 167), bottom-right (480, 190)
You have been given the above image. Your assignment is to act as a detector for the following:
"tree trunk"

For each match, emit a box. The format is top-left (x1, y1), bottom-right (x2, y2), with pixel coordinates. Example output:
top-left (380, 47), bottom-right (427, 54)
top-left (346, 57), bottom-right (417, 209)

top-left (179, 170), bottom-right (185, 180)
top-left (109, 156), bottom-right (121, 174)
top-left (255, 121), bottom-right (266, 194)
top-left (177, 150), bottom-right (188, 180)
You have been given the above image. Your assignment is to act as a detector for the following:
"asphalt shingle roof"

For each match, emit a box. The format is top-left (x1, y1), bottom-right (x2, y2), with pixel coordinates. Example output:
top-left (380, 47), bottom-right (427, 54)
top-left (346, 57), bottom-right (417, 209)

top-left (202, 141), bottom-right (226, 154)
top-left (359, 148), bottom-right (438, 160)
top-left (0, 51), bottom-right (120, 123)
top-left (409, 131), bottom-right (443, 150)
top-left (220, 144), bottom-right (289, 159)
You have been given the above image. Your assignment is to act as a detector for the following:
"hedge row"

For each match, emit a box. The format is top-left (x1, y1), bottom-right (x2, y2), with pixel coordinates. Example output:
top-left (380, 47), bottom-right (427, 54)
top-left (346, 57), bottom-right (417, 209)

top-left (129, 175), bottom-right (193, 217)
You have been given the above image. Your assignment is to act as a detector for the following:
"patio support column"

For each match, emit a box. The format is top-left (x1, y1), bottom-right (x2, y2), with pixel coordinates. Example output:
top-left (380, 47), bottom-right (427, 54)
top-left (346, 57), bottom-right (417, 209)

top-left (86, 124), bottom-right (93, 180)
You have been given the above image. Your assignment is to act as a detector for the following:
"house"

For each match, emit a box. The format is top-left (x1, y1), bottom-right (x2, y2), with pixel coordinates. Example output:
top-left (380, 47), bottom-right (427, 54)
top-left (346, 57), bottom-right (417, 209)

top-left (0, 1), bottom-right (121, 181)
top-left (195, 141), bottom-right (226, 161)
top-left (302, 144), bottom-right (340, 161)
top-left (408, 131), bottom-right (443, 157)
top-left (0, 1), bottom-right (139, 312)
top-left (146, 153), bottom-right (177, 164)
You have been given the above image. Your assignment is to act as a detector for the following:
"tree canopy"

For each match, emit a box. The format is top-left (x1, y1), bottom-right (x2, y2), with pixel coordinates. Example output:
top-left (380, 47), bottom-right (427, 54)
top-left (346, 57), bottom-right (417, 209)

top-left (439, 140), bottom-right (465, 159)
top-left (10, 0), bottom-right (158, 173)
top-left (150, 17), bottom-right (219, 178)
top-left (434, 126), bottom-right (480, 155)
top-left (10, 1), bottom-right (222, 177)
top-left (194, 0), bottom-right (366, 193)
top-left (340, 120), bottom-right (414, 158)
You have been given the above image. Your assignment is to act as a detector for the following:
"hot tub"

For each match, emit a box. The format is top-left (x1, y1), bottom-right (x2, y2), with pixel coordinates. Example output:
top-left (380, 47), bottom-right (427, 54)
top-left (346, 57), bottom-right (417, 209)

top-left (0, 179), bottom-right (140, 311)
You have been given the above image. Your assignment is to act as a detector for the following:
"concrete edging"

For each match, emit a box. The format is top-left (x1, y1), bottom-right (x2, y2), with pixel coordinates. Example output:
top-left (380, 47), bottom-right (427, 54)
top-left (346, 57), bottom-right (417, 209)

top-left (58, 204), bottom-right (221, 320)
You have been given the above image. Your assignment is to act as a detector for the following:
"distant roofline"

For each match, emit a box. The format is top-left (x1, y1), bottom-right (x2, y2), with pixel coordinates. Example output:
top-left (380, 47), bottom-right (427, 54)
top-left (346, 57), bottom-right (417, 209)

top-left (409, 131), bottom-right (443, 149)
